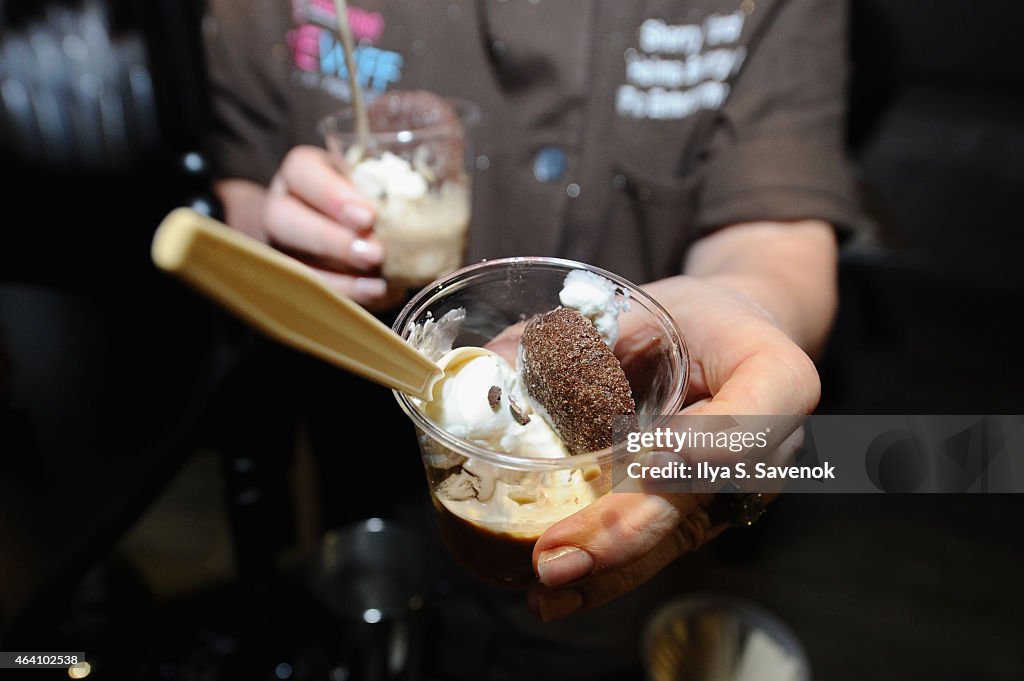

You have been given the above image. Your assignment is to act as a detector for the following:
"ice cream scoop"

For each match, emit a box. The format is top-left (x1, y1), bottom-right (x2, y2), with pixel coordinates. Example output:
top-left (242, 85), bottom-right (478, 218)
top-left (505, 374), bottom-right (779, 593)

top-left (424, 347), bottom-right (568, 459)
top-left (151, 207), bottom-right (487, 401)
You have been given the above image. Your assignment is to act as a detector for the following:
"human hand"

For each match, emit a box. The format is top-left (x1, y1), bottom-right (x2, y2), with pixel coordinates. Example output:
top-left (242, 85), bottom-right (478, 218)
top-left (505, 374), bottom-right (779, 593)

top-left (262, 145), bottom-right (406, 309)
top-left (527, 275), bottom-right (818, 621)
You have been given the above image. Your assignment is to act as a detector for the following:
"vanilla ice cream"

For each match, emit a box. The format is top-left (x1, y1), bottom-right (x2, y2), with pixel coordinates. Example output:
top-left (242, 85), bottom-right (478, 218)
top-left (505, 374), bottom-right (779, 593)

top-left (423, 349), bottom-right (566, 459)
top-left (350, 151), bottom-right (429, 200)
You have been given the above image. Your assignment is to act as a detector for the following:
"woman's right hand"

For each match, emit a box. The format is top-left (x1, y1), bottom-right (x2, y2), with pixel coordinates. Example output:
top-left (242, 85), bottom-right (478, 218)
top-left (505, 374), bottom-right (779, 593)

top-left (216, 145), bottom-right (406, 310)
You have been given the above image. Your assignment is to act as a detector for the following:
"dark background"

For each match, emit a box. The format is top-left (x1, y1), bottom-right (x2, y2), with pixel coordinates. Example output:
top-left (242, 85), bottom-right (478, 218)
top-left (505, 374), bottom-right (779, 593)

top-left (1, 1), bottom-right (1022, 680)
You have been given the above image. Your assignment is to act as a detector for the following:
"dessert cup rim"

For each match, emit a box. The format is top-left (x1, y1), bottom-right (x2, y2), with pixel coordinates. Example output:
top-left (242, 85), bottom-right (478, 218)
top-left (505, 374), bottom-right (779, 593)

top-left (391, 256), bottom-right (689, 471)
top-left (641, 592), bottom-right (811, 681)
top-left (318, 96), bottom-right (482, 144)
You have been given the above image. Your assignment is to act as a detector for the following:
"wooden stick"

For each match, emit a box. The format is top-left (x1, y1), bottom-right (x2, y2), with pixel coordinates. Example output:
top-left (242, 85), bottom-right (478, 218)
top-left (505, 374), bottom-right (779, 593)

top-left (334, 0), bottom-right (369, 159)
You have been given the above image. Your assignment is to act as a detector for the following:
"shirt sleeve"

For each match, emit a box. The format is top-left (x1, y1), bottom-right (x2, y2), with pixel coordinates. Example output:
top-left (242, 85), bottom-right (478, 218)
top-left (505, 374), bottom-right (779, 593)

top-left (201, 0), bottom-right (291, 186)
top-left (694, 0), bottom-right (870, 241)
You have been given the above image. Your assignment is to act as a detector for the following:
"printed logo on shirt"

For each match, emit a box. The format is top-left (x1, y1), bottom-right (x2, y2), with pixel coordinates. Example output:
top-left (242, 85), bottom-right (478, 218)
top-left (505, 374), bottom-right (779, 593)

top-left (288, 0), bottom-right (403, 100)
top-left (617, 11), bottom-right (747, 120)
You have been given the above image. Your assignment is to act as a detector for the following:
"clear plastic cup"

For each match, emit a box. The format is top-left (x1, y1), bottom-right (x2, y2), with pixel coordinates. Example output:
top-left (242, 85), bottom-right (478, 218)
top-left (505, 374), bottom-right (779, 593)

top-left (392, 257), bottom-right (689, 587)
top-left (320, 97), bottom-right (481, 288)
top-left (306, 519), bottom-right (430, 681)
top-left (642, 594), bottom-right (811, 681)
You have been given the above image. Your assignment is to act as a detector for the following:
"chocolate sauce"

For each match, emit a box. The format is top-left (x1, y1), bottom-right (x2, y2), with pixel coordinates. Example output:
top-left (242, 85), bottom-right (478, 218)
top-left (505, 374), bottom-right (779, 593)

top-left (430, 496), bottom-right (539, 588)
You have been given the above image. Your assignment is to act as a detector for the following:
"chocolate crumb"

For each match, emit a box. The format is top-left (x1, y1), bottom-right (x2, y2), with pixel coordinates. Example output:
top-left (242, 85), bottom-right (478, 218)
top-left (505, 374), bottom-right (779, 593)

top-left (508, 395), bottom-right (531, 425)
top-left (487, 385), bottom-right (502, 410)
top-left (437, 469), bottom-right (480, 501)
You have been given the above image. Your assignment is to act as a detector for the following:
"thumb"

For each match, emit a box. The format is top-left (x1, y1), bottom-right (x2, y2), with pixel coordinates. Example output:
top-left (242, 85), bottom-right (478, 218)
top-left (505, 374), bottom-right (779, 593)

top-left (528, 492), bottom-right (725, 622)
top-left (532, 491), bottom-right (709, 588)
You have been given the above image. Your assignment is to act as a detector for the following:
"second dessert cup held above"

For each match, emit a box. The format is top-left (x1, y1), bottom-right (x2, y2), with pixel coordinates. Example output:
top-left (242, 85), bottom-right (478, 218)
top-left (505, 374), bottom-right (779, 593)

top-left (320, 91), bottom-right (481, 289)
top-left (393, 257), bottom-right (689, 587)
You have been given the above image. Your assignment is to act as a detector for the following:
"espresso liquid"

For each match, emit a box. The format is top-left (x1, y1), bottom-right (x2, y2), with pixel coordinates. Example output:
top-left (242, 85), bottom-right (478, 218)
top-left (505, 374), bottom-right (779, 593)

top-left (431, 496), bottom-right (539, 588)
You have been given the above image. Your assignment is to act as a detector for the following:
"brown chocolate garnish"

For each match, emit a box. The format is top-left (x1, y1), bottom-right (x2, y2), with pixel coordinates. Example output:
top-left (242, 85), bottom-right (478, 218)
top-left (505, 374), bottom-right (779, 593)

top-left (487, 385), bottom-right (502, 410)
top-left (520, 307), bottom-right (637, 454)
top-left (508, 395), bottom-right (531, 425)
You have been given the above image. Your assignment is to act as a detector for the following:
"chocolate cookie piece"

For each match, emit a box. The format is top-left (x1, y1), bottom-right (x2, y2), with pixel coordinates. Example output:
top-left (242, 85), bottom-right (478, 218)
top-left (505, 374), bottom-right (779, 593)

top-left (520, 308), bottom-right (636, 455)
top-left (367, 90), bottom-right (464, 181)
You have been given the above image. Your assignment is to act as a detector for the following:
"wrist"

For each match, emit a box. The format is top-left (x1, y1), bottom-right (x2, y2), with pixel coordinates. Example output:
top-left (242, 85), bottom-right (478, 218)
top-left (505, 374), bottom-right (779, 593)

top-left (700, 270), bottom-right (836, 359)
top-left (214, 178), bottom-right (271, 242)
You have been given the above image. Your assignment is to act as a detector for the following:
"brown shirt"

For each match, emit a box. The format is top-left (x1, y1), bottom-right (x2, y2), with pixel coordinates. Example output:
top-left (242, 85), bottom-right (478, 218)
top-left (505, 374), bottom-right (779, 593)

top-left (203, 0), bottom-right (864, 285)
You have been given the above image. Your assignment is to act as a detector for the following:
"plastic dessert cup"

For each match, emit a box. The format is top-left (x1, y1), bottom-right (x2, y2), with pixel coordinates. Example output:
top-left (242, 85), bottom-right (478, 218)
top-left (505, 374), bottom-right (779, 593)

top-left (320, 97), bottom-right (481, 288)
top-left (392, 257), bottom-right (689, 587)
top-left (643, 594), bottom-right (810, 681)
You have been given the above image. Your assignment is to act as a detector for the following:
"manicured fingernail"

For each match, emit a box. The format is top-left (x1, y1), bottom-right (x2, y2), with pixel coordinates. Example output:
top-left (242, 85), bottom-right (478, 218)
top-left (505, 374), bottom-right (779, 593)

top-left (341, 203), bottom-right (374, 228)
top-left (354, 278), bottom-right (387, 298)
top-left (350, 238), bottom-right (383, 267)
top-left (537, 546), bottom-right (594, 587)
top-left (533, 589), bottom-right (583, 622)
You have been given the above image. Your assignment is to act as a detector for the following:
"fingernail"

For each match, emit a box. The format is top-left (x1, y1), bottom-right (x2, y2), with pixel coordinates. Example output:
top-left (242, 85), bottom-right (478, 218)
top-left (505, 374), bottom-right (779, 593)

top-left (533, 589), bottom-right (583, 622)
top-left (354, 278), bottom-right (387, 299)
top-left (341, 203), bottom-right (374, 228)
top-left (350, 238), bottom-right (383, 267)
top-left (537, 546), bottom-right (594, 587)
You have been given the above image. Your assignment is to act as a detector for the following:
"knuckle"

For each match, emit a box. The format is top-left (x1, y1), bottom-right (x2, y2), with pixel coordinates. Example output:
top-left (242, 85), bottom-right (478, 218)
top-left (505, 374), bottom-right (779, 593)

top-left (794, 353), bottom-right (822, 412)
top-left (604, 505), bottom-right (657, 555)
top-left (781, 348), bottom-right (821, 414)
top-left (279, 147), bottom-right (306, 178)
top-left (321, 193), bottom-right (347, 222)
top-left (282, 144), bottom-right (318, 170)
top-left (311, 223), bottom-right (345, 260)
top-left (261, 196), bottom-right (286, 235)
top-left (281, 146), bottom-right (331, 193)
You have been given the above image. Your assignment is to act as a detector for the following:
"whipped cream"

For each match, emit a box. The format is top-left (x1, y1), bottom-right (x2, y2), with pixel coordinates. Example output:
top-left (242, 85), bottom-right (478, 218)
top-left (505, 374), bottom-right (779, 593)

top-left (559, 269), bottom-right (630, 346)
top-left (437, 466), bottom-right (602, 538)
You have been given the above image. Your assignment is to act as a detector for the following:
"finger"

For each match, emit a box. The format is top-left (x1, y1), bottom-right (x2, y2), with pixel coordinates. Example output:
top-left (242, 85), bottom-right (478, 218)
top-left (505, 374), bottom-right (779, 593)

top-left (532, 491), bottom-right (706, 588)
top-left (686, 337), bottom-right (821, 417)
top-left (310, 268), bottom-right (407, 310)
top-left (528, 507), bottom-right (727, 622)
top-left (275, 145), bottom-right (376, 232)
top-left (675, 351), bottom-right (816, 482)
top-left (263, 192), bottom-right (383, 272)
